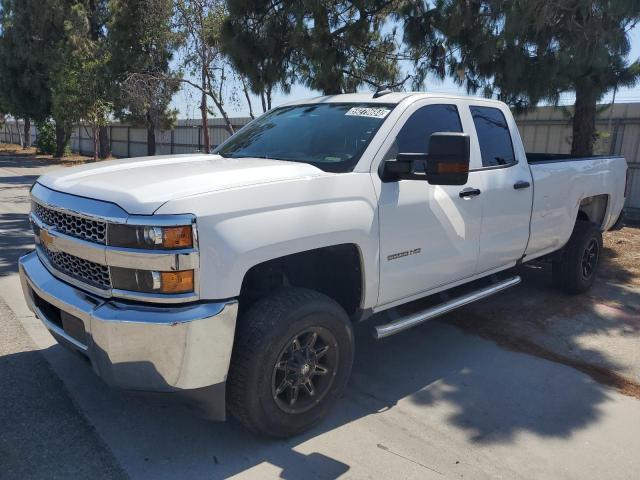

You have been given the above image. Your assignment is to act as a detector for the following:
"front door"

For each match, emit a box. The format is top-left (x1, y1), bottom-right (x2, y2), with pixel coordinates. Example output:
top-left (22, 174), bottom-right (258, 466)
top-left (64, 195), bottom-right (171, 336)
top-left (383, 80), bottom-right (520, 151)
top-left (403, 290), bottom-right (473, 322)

top-left (375, 101), bottom-right (482, 306)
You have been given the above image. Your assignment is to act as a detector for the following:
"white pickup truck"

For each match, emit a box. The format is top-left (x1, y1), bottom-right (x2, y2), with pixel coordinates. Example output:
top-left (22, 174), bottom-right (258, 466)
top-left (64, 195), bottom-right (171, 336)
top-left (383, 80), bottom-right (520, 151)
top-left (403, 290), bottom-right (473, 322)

top-left (19, 93), bottom-right (627, 437)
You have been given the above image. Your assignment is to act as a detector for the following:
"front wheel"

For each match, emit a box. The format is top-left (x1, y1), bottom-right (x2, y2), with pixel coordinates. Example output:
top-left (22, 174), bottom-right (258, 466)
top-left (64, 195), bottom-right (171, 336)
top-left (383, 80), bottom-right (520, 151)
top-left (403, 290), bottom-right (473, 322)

top-left (227, 288), bottom-right (354, 438)
top-left (553, 221), bottom-right (603, 294)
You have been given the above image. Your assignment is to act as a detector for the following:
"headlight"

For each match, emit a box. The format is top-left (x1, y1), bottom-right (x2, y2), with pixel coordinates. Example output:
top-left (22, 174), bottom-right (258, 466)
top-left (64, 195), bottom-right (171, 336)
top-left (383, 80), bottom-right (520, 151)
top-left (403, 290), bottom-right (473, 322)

top-left (111, 267), bottom-right (195, 294)
top-left (108, 224), bottom-right (194, 249)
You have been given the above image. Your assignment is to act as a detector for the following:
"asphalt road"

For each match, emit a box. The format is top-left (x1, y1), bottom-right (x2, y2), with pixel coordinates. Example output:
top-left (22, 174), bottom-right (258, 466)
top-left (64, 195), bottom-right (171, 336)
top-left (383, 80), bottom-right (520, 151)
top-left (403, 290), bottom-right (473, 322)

top-left (1, 154), bottom-right (640, 479)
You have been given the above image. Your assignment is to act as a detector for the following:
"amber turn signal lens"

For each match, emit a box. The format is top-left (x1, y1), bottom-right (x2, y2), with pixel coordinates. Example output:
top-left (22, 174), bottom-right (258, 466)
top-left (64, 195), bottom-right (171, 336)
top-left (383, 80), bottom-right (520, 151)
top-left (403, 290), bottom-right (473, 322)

top-left (160, 270), bottom-right (194, 294)
top-left (162, 226), bottom-right (193, 249)
top-left (437, 162), bottom-right (468, 174)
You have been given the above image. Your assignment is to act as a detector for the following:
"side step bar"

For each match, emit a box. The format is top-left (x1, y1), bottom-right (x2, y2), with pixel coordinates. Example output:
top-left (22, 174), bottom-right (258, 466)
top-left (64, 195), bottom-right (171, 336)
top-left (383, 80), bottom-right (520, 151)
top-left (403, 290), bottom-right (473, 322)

top-left (373, 276), bottom-right (522, 339)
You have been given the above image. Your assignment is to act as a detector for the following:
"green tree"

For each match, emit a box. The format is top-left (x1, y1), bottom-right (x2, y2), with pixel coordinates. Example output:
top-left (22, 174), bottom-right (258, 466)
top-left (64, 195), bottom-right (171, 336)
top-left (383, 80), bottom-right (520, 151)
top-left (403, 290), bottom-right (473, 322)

top-left (50, 1), bottom-right (113, 158)
top-left (403, 0), bottom-right (640, 156)
top-left (85, 0), bottom-right (113, 158)
top-left (0, 0), bottom-right (66, 149)
top-left (108, 0), bottom-right (180, 156)
top-left (222, 1), bottom-right (401, 97)
top-left (222, 1), bottom-right (294, 111)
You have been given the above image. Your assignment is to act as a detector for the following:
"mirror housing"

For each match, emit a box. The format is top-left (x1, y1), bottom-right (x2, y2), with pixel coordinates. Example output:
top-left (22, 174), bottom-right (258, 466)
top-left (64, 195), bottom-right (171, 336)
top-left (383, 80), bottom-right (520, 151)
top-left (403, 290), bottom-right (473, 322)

top-left (381, 132), bottom-right (470, 185)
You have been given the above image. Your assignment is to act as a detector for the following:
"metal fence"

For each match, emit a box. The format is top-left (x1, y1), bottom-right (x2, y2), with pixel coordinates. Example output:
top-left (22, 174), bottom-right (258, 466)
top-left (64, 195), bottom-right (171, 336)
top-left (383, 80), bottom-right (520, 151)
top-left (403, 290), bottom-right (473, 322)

top-left (0, 117), bottom-right (252, 157)
top-left (1, 104), bottom-right (639, 219)
top-left (71, 118), bottom-right (253, 157)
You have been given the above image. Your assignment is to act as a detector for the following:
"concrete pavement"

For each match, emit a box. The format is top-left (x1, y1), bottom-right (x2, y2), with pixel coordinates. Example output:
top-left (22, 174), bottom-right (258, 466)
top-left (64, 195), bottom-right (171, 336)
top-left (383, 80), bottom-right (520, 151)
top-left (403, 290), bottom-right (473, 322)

top-left (1, 153), bottom-right (640, 479)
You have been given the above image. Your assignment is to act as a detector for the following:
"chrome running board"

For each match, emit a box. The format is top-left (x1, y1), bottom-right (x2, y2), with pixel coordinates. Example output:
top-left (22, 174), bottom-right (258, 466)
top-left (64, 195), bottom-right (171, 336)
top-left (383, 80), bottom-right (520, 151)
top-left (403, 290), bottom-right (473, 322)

top-left (373, 276), bottom-right (522, 339)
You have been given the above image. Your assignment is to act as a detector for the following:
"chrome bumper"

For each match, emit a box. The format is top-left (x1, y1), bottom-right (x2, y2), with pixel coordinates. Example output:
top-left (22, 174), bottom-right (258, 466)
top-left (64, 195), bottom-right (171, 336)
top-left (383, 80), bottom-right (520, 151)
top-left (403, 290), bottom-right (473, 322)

top-left (19, 251), bottom-right (238, 419)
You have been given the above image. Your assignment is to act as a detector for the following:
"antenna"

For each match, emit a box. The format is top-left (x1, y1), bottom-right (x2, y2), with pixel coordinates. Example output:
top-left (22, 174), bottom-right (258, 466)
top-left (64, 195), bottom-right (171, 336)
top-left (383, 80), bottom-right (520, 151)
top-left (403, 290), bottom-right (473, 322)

top-left (372, 75), bottom-right (412, 99)
top-left (373, 88), bottom-right (392, 98)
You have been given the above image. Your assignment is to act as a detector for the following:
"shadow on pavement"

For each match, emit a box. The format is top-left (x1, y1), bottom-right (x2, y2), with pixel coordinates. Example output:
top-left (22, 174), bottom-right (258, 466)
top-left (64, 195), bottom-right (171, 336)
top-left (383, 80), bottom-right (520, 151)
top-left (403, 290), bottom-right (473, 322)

top-left (0, 212), bottom-right (33, 277)
top-left (5, 313), bottom-right (614, 478)
top-left (0, 303), bottom-right (127, 480)
top-left (439, 250), bottom-right (640, 401)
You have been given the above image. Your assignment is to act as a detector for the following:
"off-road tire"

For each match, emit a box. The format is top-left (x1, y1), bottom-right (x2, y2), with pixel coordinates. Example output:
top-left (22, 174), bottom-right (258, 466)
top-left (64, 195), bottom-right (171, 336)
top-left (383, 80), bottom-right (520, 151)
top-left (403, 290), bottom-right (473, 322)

top-left (552, 221), bottom-right (603, 294)
top-left (227, 288), bottom-right (354, 438)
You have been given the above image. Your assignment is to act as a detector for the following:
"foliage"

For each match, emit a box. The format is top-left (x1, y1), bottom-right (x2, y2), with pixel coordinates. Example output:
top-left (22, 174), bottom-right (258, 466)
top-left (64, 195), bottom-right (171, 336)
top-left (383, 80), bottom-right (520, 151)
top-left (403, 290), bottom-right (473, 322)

top-left (402, 0), bottom-right (640, 156)
top-left (222, 1), bottom-right (401, 97)
top-left (49, 1), bottom-right (114, 157)
top-left (0, 0), bottom-right (66, 123)
top-left (108, 0), bottom-right (180, 154)
top-left (35, 121), bottom-right (58, 155)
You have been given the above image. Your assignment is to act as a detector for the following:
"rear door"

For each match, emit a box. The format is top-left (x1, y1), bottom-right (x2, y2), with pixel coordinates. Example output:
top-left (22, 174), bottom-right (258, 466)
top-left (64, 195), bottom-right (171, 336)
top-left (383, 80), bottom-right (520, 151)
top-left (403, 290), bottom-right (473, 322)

top-left (466, 103), bottom-right (534, 273)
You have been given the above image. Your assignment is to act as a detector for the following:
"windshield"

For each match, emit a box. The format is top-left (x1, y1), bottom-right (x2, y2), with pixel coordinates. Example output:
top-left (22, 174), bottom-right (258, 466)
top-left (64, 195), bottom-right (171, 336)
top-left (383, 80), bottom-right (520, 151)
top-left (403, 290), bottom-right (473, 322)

top-left (214, 103), bottom-right (394, 172)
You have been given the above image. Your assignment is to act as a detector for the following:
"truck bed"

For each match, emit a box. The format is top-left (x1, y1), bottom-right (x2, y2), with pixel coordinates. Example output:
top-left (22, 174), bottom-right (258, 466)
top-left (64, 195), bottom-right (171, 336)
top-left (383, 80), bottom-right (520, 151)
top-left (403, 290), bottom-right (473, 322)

top-left (524, 154), bottom-right (627, 261)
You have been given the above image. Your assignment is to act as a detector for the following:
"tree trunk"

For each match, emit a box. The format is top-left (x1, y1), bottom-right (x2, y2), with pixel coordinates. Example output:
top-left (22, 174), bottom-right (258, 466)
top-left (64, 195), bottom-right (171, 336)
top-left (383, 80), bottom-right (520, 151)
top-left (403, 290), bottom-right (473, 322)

top-left (98, 126), bottom-right (111, 159)
top-left (23, 118), bottom-right (31, 149)
top-left (147, 124), bottom-right (156, 156)
top-left (266, 87), bottom-right (272, 110)
top-left (571, 82), bottom-right (598, 156)
top-left (240, 76), bottom-right (255, 119)
top-left (260, 91), bottom-right (267, 113)
top-left (54, 123), bottom-right (69, 158)
top-left (200, 92), bottom-right (210, 152)
top-left (200, 65), bottom-right (210, 152)
top-left (92, 126), bottom-right (99, 162)
top-left (15, 118), bottom-right (23, 148)
top-left (207, 80), bottom-right (235, 136)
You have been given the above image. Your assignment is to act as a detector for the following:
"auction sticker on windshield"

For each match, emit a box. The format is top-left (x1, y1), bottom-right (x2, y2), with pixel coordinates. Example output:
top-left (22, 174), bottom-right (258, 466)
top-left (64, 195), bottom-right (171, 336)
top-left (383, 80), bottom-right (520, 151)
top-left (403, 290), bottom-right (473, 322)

top-left (345, 107), bottom-right (391, 118)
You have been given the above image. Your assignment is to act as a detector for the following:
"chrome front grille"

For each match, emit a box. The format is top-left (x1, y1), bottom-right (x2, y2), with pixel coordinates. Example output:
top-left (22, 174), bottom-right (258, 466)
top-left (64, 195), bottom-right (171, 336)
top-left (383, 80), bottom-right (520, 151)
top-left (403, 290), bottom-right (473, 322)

top-left (40, 244), bottom-right (111, 290)
top-left (30, 183), bottom-right (198, 303)
top-left (32, 201), bottom-right (107, 244)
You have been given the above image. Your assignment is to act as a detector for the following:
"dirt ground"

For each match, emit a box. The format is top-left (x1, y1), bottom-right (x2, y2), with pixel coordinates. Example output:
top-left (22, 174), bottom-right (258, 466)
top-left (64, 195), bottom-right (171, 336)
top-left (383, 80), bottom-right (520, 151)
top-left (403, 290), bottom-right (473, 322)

top-left (0, 142), bottom-right (90, 164)
top-left (444, 226), bottom-right (640, 399)
top-left (601, 227), bottom-right (640, 287)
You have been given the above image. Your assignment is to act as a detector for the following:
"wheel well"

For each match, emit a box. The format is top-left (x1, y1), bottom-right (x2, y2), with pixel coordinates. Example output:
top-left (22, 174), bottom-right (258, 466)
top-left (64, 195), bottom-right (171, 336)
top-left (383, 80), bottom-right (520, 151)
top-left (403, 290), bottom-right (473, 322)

top-left (578, 194), bottom-right (609, 228)
top-left (238, 244), bottom-right (363, 319)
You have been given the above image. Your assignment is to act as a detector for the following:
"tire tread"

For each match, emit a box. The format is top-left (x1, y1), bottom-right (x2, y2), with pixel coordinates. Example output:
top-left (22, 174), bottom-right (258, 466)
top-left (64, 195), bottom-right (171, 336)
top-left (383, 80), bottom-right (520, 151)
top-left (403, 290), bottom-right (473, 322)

top-left (227, 288), bottom-right (351, 436)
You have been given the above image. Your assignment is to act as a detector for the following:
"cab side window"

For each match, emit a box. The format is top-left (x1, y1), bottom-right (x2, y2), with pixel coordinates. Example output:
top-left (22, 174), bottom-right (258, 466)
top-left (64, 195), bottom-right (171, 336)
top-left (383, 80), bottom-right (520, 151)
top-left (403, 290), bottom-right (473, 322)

top-left (384, 104), bottom-right (462, 160)
top-left (470, 106), bottom-right (516, 167)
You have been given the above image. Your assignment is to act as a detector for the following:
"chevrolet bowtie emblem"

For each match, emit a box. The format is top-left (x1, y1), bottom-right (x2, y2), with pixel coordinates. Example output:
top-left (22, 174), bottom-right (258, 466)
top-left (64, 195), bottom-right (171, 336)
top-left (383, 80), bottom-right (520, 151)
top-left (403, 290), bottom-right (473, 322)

top-left (39, 228), bottom-right (57, 252)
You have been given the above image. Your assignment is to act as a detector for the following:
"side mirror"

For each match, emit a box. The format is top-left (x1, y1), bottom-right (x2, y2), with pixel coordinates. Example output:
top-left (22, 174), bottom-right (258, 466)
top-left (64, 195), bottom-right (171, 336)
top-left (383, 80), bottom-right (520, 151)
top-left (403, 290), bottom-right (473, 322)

top-left (425, 132), bottom-right (470, 185)
top-left (381, 132), bottom-right (470, 186)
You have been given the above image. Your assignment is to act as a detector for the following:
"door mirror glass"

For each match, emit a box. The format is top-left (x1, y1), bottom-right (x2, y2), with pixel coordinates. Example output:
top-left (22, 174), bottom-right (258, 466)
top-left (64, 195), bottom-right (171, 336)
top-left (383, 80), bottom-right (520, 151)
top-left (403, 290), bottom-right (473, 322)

top-left (381, 132), bottom-right (470, 185)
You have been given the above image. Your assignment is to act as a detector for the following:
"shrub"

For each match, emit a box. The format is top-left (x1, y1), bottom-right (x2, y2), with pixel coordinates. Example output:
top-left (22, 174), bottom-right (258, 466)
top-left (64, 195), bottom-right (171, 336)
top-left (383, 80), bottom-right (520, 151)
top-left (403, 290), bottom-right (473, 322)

top-left (35, 121), bottom-right (57, 155)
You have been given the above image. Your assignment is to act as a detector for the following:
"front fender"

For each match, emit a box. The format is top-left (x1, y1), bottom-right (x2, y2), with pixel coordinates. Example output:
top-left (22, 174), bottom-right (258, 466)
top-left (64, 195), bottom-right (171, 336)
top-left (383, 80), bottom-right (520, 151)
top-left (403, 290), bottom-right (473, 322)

top-left (155, 173), bottom-right (380, 308)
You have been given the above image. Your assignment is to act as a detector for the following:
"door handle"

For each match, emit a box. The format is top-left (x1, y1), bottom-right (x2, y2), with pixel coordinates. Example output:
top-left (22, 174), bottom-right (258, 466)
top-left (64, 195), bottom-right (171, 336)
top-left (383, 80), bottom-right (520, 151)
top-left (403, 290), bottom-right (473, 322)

top-left (459, 188), bottom-right (481, 198)
top-left (514, 180), bottom-right (531, 190)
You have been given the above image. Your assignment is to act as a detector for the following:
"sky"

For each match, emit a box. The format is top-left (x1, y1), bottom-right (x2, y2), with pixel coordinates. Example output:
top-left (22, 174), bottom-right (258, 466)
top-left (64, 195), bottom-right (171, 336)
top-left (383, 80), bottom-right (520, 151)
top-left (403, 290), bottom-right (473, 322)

top-left (171, 24), bottom-right (640, 120)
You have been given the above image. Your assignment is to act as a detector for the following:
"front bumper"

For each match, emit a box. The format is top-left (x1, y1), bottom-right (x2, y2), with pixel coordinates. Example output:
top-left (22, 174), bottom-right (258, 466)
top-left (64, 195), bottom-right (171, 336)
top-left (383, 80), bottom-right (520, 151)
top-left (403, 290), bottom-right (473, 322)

top-left (19, 251), bottom-right (238, 420)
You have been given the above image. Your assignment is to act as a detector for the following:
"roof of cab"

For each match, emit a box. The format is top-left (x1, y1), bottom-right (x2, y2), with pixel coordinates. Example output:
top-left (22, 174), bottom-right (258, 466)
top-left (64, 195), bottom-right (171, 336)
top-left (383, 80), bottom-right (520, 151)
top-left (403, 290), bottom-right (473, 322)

top-left (280, 91), bottom-right (505, 107)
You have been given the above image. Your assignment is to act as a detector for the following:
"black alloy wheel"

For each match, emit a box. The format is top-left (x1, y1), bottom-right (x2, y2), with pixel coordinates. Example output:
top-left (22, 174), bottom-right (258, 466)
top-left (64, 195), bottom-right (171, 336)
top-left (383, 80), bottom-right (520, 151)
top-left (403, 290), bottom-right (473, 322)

top-left (581, 238), bottom-right (599, 279)
top-left (271, 327), bottom-right (338, 414)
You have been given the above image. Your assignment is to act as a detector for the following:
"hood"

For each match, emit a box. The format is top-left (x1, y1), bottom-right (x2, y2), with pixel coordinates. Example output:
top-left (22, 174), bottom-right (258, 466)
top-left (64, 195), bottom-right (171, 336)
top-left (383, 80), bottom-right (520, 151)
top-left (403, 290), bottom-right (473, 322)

top-left (37, 154), bottom-right (328, 215)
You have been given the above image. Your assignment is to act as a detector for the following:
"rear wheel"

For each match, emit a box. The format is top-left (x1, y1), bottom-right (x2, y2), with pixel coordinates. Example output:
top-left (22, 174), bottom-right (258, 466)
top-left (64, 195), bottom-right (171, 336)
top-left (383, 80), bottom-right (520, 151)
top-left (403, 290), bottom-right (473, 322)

top-left (553, 221), bottom-right (602, 294)
top-left (227, 288), bottom-right (354, 438)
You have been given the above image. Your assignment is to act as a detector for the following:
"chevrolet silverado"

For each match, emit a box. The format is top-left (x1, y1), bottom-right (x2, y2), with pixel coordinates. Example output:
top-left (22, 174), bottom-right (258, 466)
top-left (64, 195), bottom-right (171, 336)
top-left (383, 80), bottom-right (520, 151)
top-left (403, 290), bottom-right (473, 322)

top-left (19, 92), bottom-right (628, 437)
